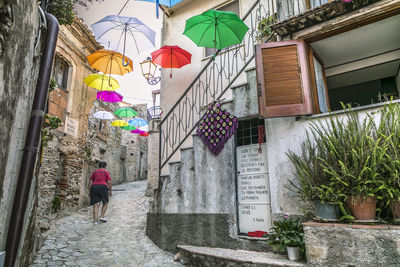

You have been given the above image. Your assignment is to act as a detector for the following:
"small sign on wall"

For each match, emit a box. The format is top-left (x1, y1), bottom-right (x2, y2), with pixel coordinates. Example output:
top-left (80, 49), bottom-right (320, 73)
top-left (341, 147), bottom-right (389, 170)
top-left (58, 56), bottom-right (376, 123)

top-left (237, 144), bottom-right (271, 234)
top-left (64, 116), bottom-right (79, 138)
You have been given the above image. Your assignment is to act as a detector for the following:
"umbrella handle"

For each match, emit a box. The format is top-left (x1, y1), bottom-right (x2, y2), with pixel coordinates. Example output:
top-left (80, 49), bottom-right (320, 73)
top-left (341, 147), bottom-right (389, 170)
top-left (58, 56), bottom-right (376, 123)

top-left (122, 55), bottom-right (130, 67)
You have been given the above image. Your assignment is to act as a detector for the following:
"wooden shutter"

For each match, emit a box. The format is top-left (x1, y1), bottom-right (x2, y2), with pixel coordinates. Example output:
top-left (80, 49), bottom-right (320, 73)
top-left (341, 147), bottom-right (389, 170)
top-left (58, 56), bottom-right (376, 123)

top-left (256, 40), bottom-right (313, 118)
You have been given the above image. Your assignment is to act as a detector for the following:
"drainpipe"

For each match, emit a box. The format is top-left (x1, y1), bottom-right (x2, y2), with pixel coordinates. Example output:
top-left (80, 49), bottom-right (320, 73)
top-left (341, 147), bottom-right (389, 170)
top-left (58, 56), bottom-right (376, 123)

top-left (4, 12), bottom-right (59, 267)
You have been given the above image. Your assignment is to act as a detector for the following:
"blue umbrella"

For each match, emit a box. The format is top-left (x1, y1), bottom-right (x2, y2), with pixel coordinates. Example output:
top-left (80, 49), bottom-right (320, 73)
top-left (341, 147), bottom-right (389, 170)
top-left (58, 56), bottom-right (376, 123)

top-left (91, 15), bottom-right (156, 64)
top-left (136, 0), bottom-right (183, 18)
top-left (129, 118), bottom-right (149, 127)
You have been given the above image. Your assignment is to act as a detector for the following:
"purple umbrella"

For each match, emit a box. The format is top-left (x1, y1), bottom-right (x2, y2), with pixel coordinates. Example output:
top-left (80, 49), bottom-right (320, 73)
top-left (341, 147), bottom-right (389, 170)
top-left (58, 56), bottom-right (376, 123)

top-left (97, 91), bottom-right (123, 103)
top-left (130, 129), bottom-right (146, 134)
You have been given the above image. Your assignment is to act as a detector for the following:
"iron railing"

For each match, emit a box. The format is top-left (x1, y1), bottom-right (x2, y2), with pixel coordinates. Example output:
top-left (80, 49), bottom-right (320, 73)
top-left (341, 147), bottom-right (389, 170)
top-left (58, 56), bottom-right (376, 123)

top-left (159, 0), bottom-right (271, 170)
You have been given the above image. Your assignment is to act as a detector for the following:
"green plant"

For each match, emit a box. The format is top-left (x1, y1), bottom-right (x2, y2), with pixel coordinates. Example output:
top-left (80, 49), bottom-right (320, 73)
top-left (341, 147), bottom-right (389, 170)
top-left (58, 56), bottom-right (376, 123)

top-left (376, 102), bottom-right (400, 202)
top-left (85, 146), bottom-right (92, 158)
top-left (48, 0), bottom-right (75, 25)
top-left (52, 195), bottom-right (61, 211)
top-left (49, 78), bottom-right (58, 93)
top-left (266, 215), bottom-right (304, 253)
top-left (257, 14), bottom-right (277, 40)
top-left (41, 114), bottom-right (63, 147)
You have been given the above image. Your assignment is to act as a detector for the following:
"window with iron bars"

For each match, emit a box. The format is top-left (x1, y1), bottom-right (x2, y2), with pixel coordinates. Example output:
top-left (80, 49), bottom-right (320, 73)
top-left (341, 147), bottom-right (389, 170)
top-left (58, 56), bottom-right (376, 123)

top-left (237, 118), bottom-right (266, 147)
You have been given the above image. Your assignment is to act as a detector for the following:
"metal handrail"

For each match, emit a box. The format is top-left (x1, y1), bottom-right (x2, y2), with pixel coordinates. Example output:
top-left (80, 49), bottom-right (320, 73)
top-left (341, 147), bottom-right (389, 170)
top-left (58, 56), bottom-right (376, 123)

top-left (159, 0), bottom-right (271, 171)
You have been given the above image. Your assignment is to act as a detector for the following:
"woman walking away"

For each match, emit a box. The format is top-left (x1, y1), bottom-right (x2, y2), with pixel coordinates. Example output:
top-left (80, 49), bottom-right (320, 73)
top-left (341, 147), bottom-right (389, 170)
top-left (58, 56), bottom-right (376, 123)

top-left (89, 161), bottom-right (112, 224)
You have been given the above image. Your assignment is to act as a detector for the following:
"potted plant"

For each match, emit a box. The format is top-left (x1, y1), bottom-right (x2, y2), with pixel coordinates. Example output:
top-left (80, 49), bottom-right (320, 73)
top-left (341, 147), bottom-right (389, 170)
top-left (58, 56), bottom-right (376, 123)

top-left (288, 135), bottom-right (344, 220)
top-left (315, 109), bottom-right (388, 220)
top-left (266, 215), bottom-right (304, 261)
top-left (376, 102), bottom-right (400, 219)
top-left (256, 14), bottom-right (277, 42)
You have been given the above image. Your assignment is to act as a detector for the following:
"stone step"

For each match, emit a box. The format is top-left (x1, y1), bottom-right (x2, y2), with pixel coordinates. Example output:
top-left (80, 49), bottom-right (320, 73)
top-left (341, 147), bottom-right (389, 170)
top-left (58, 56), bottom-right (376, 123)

top-left (177, 245), bottom-right (305, 267)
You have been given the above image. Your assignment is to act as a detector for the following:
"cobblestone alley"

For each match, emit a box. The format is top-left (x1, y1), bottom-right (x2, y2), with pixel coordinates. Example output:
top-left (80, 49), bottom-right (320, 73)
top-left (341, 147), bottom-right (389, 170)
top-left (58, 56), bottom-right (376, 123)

top-left (31, 181), bottom-right (182, 267)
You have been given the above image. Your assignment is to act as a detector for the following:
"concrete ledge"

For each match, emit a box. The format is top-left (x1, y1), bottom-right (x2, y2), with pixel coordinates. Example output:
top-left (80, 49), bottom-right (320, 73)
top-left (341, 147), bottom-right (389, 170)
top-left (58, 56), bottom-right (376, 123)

top-left (303, 221), bottom-right (400, 266)
top-left (178, 245), bottom-right (305, 266)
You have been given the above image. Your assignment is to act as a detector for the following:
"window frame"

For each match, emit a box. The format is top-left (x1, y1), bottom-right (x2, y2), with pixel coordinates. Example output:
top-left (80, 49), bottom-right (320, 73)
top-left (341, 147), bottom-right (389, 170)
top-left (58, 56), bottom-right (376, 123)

top-left (52, 56), bottom-right (69, 91)
top-left (308, 47), bottom-right (330, 114)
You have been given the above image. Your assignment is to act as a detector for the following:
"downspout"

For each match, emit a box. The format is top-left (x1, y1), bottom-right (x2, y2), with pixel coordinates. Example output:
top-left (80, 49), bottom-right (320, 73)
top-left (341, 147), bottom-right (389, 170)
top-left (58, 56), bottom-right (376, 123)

top-left (4, 12), bottom-right (59, 267)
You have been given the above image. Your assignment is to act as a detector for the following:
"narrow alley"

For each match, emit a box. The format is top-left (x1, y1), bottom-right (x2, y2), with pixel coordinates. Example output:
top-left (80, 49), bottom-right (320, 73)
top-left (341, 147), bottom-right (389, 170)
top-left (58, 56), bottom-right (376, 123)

top-left (30, 181), bottom-right (182, 267)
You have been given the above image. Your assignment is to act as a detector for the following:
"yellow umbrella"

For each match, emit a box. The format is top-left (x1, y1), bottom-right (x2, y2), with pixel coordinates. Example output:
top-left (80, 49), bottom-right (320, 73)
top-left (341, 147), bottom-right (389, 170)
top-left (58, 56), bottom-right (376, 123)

top-left (87, 49), bottom-right (133, 75)
top-left (84, 74), bottom-right (120, 91)
top-left (111, 120), bottom-right (129, 127)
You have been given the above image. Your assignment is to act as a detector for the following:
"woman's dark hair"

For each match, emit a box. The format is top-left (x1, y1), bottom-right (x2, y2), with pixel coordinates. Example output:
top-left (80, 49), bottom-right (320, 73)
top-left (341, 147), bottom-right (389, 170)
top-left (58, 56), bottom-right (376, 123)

top-left (99, 161), bottom-right (107, 168)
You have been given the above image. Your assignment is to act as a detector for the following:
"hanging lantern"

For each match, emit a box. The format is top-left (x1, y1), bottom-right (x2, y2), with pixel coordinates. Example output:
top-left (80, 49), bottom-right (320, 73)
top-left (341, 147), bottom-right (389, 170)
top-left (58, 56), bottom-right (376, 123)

top-left (140, 57), bottom-right (160, 85)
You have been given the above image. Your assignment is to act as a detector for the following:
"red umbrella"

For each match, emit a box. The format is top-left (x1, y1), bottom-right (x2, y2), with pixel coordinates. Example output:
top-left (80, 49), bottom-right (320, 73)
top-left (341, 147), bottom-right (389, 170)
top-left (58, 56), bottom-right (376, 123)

top-left (151, 45), bottom-right (192, 77)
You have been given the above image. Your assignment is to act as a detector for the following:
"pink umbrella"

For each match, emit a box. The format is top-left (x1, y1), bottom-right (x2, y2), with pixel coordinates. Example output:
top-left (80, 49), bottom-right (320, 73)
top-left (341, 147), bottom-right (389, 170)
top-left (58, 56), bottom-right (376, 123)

top-left (130, 129), bottom-right (146, 134)
top-left (97, 91), bottom-right (123, 103)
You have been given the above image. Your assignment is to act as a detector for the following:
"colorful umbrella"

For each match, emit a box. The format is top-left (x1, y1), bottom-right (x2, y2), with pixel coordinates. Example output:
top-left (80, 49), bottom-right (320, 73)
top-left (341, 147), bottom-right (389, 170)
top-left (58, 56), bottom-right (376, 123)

top-left (140, 132), bottom-right (149, 137)
top-left (111, 120), bottom-right (129, 127)
top-left (151, 45), bottom-right (192, 77)
top-left (183, 10), bottom-right (249, 51)
top-left (93, 111), bottom-right (115, 120)
top-left (121, 125), bottom-right (137, 131)
top-left (135, 0), bottom-right (184, 18)
top-left (91, 15), bottom-right (156, 63)
top-left (87, 49), bottom-right (133, 75)
top-left (97, 91), bottom-right (123, 103)
top-left (114, 107), bottom-right (139, 118)
top-left (129, 118), bottom-right (148, 127)
top-left (84, 74), bottom-right (120, 91)
top-left (131, 129), bottom-right (146, 134)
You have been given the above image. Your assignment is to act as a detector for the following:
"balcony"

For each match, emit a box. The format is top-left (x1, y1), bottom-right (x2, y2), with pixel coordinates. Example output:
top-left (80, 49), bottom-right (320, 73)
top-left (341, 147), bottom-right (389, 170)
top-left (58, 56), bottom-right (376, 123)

top-left (147, 106), bottom-right (162, 121)
top-left (272, 0), bottom-right (381, 36)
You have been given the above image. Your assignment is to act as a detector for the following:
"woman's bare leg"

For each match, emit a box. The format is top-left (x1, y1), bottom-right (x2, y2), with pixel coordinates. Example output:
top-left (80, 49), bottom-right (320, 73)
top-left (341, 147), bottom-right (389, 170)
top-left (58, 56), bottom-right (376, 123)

top-left (93, 202), bottom-right (100, 222)
top-left (100, 201), bottom-right (108, 218)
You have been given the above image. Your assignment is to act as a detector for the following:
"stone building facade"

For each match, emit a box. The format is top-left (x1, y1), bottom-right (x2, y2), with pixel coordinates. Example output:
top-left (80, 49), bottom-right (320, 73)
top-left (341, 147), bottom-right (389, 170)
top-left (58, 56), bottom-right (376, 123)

top-left (0, 0), bottom-right (42, 265)
top-left (36, 18), bottom-right (127, 242)
top-left (120, 103), bottom-right (148, 183)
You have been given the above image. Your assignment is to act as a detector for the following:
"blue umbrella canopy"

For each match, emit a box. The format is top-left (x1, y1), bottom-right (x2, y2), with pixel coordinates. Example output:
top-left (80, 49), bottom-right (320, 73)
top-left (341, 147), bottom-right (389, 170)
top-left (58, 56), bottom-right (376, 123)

top-left (91, 15), bottom-right (156, 61)
top-left (129, 118), bottom-right (149, 127)
top-left (135, 0), bottom-right (183, 18)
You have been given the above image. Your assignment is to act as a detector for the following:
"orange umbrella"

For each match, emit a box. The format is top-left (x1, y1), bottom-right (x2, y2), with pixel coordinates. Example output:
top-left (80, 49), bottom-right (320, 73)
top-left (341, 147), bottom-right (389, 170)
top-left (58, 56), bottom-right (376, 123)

top-left (87, 49), bottom-right (133, 75)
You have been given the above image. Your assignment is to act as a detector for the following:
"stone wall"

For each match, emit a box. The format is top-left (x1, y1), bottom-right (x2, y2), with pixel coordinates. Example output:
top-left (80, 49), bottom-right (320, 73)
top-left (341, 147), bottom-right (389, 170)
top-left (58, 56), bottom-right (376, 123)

top-left (146, 118), bottom-right (160, 196)
top-left (0, 0), bottom-right (41, 265)
top-left (304, 222), bottom-right (400, 266)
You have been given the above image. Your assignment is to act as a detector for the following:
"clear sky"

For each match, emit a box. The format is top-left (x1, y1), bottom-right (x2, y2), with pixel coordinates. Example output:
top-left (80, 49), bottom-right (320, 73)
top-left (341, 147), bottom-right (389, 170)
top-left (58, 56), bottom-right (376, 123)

top-left (74, 0), bottom-right (163, 106)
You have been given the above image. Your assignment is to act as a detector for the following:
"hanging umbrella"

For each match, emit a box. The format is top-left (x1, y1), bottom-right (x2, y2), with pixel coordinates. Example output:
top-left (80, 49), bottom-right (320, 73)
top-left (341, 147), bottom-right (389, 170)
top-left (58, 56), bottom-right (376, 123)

top-left (140, 132), bottom-right (149, 137)
top-left (114, 107), bottom-right (139, 118)
top-left (129, 118), bottom-right (148, 127)
top-left (97, 91), bottom-right (124, 103)
top-left (135, 0), bottom-right (184, 18)
top-left (87, 49), bottom-right (133, 75)
top-left (131, 129), bottom-right (146, 134)
top-left (84, 74), bottom-right (120, 91)
top-left (151, 45), bottom-right (192, 77)
top-left (111, 120), bottom-right (129, 127)
top-left (183, 10), bottom-right (249, 51)
top-left (91, 15), bottom-right (156, 63)
top-left (121, 125), bottom-right (137, 131)
top-left (93, 111), bottom-right (115, 120)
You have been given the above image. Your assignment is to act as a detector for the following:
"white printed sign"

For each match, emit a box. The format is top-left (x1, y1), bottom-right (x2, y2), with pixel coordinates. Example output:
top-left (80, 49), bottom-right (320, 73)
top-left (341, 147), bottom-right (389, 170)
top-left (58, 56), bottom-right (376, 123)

top-left (237, 144), bottom-right (271, 234)
top-left (64, 116), bottom-right (79, 138)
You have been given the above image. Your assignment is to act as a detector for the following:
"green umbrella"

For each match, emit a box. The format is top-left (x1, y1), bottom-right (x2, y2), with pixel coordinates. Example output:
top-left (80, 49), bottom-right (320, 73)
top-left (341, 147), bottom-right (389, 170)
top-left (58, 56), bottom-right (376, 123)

top-left (121, 125), bottom-right (137, 131)
top-left (114, 107), bottom-right (138, 118)
top-left (183, 9), bottom-right (249, 50)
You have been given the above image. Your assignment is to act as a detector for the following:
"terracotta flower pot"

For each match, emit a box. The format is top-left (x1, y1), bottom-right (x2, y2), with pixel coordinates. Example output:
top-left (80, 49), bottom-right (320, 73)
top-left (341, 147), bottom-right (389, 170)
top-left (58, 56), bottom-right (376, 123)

top-left (346, 196), bottom-right (377, 220)
top-left (390, 200), bottom-right (400, 219)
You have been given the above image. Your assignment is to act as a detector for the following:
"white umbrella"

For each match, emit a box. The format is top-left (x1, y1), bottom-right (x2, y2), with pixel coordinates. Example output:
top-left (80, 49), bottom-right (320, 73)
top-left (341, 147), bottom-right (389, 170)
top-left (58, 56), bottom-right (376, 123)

top-left (93, 111), bottom-right (114, 120)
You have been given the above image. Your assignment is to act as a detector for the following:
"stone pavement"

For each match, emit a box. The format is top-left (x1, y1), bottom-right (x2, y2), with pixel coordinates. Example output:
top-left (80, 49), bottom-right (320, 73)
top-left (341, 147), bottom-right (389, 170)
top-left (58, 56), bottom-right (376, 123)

top-left (31, 180), bottom-right (182, 267)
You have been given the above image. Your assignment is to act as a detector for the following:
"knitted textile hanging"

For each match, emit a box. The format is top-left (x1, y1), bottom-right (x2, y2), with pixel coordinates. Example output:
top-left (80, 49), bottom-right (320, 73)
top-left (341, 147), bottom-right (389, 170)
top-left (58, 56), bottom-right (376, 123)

top-left (196, 103), bottom-right (238, 156)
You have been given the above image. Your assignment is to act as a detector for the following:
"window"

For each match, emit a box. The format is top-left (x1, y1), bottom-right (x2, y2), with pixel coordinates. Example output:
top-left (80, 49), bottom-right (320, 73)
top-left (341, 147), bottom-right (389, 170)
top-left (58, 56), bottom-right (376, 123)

top-left (237, 119), bottom-right (266, 147)
top-left (52, 57), bottom-right (69, 90)
top-left (204, 0), bottom-right (240, 58)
